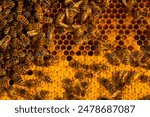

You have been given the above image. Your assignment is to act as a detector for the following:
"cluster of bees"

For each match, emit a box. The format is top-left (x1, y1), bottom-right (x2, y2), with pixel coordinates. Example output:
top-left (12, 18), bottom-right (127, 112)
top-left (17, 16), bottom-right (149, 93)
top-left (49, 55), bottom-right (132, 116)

top-left (0, 0), bottom-right (150, 100)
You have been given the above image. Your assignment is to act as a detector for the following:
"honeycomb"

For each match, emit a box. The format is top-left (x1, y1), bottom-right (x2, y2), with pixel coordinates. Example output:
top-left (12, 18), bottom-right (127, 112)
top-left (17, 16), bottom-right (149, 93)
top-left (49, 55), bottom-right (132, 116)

top-left (0, 0), bottom-right (150, 100)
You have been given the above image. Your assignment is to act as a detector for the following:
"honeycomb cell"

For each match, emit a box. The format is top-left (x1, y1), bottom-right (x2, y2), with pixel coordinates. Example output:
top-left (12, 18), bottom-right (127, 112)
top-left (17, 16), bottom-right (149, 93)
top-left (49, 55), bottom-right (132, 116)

top-left (67, 56), bottom-right (72, 61)
top-left (112, 0), bottom-right (117, 3)
top-left (137, 0), bottom-right (141, 2)
top-left (118, 19), bottom-right (123, 24)
top-left (101, 9), bottom-right (105, 13)
top-left (140, 35), bottom-right (146, 40)
top-left (109, 24), bottom-right (115, 29)
top-left (118, 8), bottom-right (124, 13)
top-left (118, 40), bottom-right (124, 45)
top-left (109, 13), bottom-right (115, 19)
top-left (79, 46), bottom-right (84, 51)
top-left (67, 34), bottom-right (72, 40)
top-left (128, 24), bottom-right (133, 29)
top-left (137, 40), bottom-right (143, 46)
top-left (55, 45), bottom-right (60, 50)
top-left (58, 8), bottom-right (64, 12)
top-left (112, 8), bottom-right (118, 14)
top-left (143, 19), bottom-right (148, 24)
top-left (116, 3), bottom-right (121, 8)
top-left (61, 45), bottom-right (66, 50)
top-left (134, 35), bottom-right (140, 40)
top-left (103, 35), bottom-right (108, 40)
top-left (58, 40), bottom-right (63, 45)
top-left (85, 45), bottom-right (90, 51)
top-left (52, 9), bottom-right (57, 14)
top-left (122, 35), bottom-right (127, 40)
top-left (82, 51), bottom-right (87, 56)
top-left (121, 13), bottom-right (126, 19)
top-left (76, 51), bottom-right (81, 56)
top-left (137, 19), bottom-right (142, 24)
top-left (106, 8), bottom-right (111, 13)
top-left (9, 79), bottom-right (14, 86)
top-left (27, 70), bottom-right (33, 75)
top-left (98, 24), bottom-right (102, 29)
top-left (101, 29), bottom-right (105, 34)
top-left (106, 19), bottom-right (111, 24)
top-left (103, 24), bottom-right (108, 30)
top-left (125, 30), bottom-right (130, 35)
top-left (70, 50), bottom-right (75, 56)
top-left (64, 50), bottom-right (69, 55)
top-left (134, 24), bottom-right (139, 29)
top-left (137, 30), bottom-right (142, 35)
top-left (56, 3), bottom-right (61, 8)
top-left (115, 45), bottom-right (121, 51)
top-left (91, 45), bottom-right (96, 51)
top-left (88, 40), bottom-right (93, 45)
top-left (106, 30), bottom-right (111, 35)
top-left (139, 2), bottom-right (144, 8)
top-left (119, 29), bottom-right (124, 35)
top-left (52, 50), bottom-right (57, 55)
top-left (103, 14), bottom-right (109, 19)
top-left (131, 19), bottom-right (136, 24)
top-left (128, 45), bottom-right (134, 51)
top-left (64, 40), bottom-right (69, 45)
top-left (88, 51), bottom-right (93, 56)
top-left (67, 45), bottom-right (72, 50)
top-left (61, 35), bottom-right (66, 40)
top-left (55, 34), bottom-right (60, 40)
top-left (70, 40), bottom-right (75, 45)
top-left (116, 24), bottom-right (121, 29)
top-left (143, 40), bottom-right (148, 46)
top-left (110, 3), bottom-right (114, 8)
top-left (115, 35), bottom-right (121, 40)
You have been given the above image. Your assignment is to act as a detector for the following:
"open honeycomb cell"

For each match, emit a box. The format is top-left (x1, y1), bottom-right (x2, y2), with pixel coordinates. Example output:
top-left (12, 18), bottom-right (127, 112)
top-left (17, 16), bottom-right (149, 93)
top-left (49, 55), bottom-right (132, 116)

top-left (0, 0), bottom-right (150, 100)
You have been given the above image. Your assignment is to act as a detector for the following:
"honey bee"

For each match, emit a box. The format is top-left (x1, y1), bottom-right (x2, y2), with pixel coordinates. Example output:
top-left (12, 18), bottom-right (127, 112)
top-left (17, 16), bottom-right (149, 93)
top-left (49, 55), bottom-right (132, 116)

top-left (62, 78), bottom-right (72, 89)
top-left (66, 8), bottom-right (76, 24)
top-left (0, 35), bottom-right (11, 51)
top-left (140, 54), bottom-right (150, 64)
top-left (27, 30), bottom-right (38, 37)
top-left (9, 26), bottom-right (17, 38)
top-left (74, 71), bottom-right (84, 79)
top-left (65, 0), bottom-right (73, 5)
top-left (31, 0), bottom-right (38, 3)
top-left (23, 79), bottom-right (41, 88)
top-left (4, 25), bottom-right (10, 34)
top-left (55, 12), bottom-right (69, 28)
top-left (43, 0), bottom-right (51, 6)
top-left (105, 52), bottom-right (121, 66)
top-left (140, 46), bottom-right (150, 54)
top-left (43, 16), bottom-right (53, 24)
top-left (69, 60), bottom-right (82, 69)
top-left (19, 33), bottom-right (30, 47)
top-left (17, 15), bottom-right (29, 25)
top-left (11, 38), bottom-right (24, 50)
top-left (42, 76), bottom-right (53, 83)
top-left (40, 90), bottom-right (49, 98)
top-left (46, 25), bottom-right (55, 45)
top-left (2, 8), bottom-right (11, 18)
top-left (139, 94), bottom-right (150, 100)
top-left (12, 74), bottom-right (24, 85)
top-left (2, 0), bottom-right (15, 9)
top-left (90, 1), bottom-right (102, 18)
top-left (81, 5), bottom-right (92, 22)
top-left (122, 0), bottom-right (136, 9)
top-left (70, 1), bottom-right (83, 13)
top-left (98, 77), bottom-right (117, 94)
top-left (84, 72), bottom-right (93, 78)
top-left (0, 69), bottom-right (6, 76)
top-left (36, 4), bottom-right (43, 21)
top-left (17, 0), bottom-right (23, 14)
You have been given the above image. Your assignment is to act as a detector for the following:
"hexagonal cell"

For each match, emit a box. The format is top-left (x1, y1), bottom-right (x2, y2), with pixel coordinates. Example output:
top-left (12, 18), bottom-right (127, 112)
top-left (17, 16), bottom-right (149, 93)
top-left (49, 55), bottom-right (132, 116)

top-left (122, 35), bottom-right (127, 40)
top-left (103, 24), bottom-right (109, 30)
top-left (137, 30), bottom-right (142, 35)
top-left (134, 24), bottom-right (139, 29)
top-left (106, 8), bottom-right (111, 13)
top-left (101, 29), bottom-right (105, 34)
top-left (52, 50), bottom-right (57, 55)
top-left (110, 3), bottom-right (115, 8)
top-left (58, 40), bottom-right (63, 45)
top-left (115, 13), bottom-right (121, 19)
top-left (85, 45), bottom-right (90, 51)
top-left (109, 24), bottom-right (115, 29)
top-left (55, 34), bottom-right (60, 40)
top-left (115, 45), bottom-right (122, 51)
top-left (61, 35), bottom-right (66, 40)
top-left (67, 45), bottom-right (72, 50)
top-left (128, 24), bottom-right (133, 29)
top-left (82, 50), bottom-right (87, 56)
top-left (118, 40), bottom-right (124, 46)
top-left (116, 24), bottom-right (121, 29)
top-left (88, 51), bottom-right (94, 56)
top-left (88, 40), bottom-right (93, 45)
top-left (64, 40), bottom-right (69, 45)
top-left (121, 13), bottom-right (126, 19)
top-left (103, 13), bottom-right (109, 19)
top-left (79, 46), bottom-right (84, 51)
top-left (61, 45), bottom-right (66, 50)
top-left (140, 35), bottom-right (146, 40)
top-left (137, 40), bottom-right (143, 46)
top-left (119, 29), bottom-right (124, 35)
top-left (64, 50), bottom-right (69, 55)
top-left (93, 50), bottom-right (99, 56)
top-left (125, 30), bottom-right (130, 35)
top-left (103, 35), bottom-right (108, 40)
top-left (76, 51), bottom-right (81, 56)
top-left (118, 19), bottom-right (123, 24)
top-left (143, 40), bottom-right (148, 46)
top-left (69, 50), bottom-right (75, 56)
top-left (139, 2), bottom-right (144, 8)
top-left (118, 8), bottom-right (124, 13)
top-left (55, 45), bottom-right (60, 50)
top-left (67, 34), bottom-right (72, 40)
top-left (115, 35), bottom-right (121, 40)
top-left (134, 35), bottom-right (140, 40)
top-left (67, 56), bottom-right (72, 61)
top-left (128, 45), bottom-right (134, 51)
top-left (109, 13), bottom-right (115, 19)
top-left (115, 3), bottom-right (121, 8)
top-left (112, 8), bottom-right (118, 14)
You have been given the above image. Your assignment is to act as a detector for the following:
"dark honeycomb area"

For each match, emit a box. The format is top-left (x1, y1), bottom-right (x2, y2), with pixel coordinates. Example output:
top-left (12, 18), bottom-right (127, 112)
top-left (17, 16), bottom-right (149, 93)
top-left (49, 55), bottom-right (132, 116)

top-left (0, 0), bottom-right (150, 100)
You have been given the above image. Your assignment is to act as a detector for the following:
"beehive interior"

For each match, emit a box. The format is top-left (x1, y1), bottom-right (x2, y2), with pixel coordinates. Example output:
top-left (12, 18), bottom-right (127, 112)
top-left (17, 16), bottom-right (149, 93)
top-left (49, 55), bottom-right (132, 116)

top-left (0, 0), bottom-right (150, 100)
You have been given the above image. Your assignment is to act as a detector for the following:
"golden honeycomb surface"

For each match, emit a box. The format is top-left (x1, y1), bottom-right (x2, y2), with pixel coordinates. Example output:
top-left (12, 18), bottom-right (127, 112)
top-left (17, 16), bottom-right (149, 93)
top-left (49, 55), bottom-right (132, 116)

top-left (0, 0), bottom-right (150, 100)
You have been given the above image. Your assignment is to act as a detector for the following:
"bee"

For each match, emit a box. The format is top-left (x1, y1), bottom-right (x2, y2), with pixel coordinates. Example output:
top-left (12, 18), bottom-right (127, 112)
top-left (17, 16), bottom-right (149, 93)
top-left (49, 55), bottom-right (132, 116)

top-left (81, 5), bottom-right (92, 22)
top-left (42, 76), bottom-right (53, 83)
top-left (40, 90), bottom-right (49, 99)
top-left (43, 0), bottom-right (51, 6)
top-left (98, 77), bottom-right (117, 94)
top-left (2, 0), bottom-right (15, 9)
top-left (9, 26), bottom-right (17, 38)
top-left (0, 69), bottom-right (6, 76)
top-left (69, 60), bottom-right (82, 69)
top-left (84, 72), bottom-right (93, 78)
top-left (122, 0), bottom-right (136, 10)
top-left (65, 0), bottom-right (73, 5)
top-left (91, 63), bottom-right (110, 72)
top-left (31, 0), bottom-right (38, 3)
top-left (17, 0), bottom-right (23, 14)
top-left (0, 19), bottom-right (7, 30)
top-left (23, 79), bottom-right (41, 88)
top-left (17, 15), bottom-right (29, 25)
top-left (25, 51), bottom-right (34, 65)
top-left (0, 35), bottom-right (11, 51)
top-left (62, 78), bottom-right (72, 89)
top-left (2, 8), bottom-right (11, 18)
top-left (11, 38), bottom-right (24, 50)
top-left (4, 25), bottom-right (10, 34)
top-left (66, 8), bottom-right (76, 24)
top-left (12, 74), bottom-right (24, 85)
top-left (3, 49), bottom-right (11, 60)
top-left (70, 1), bottom-right (83, 13)
top-left (36, 4), bottom-right (43, 21)
top-left (27, 30), bottom-right (38, 37)
top-left (12, 64), bottom-right (27, 75)
top-left (140, 54), bottom-right (150, 64)
top-left (74, 71), bottom-right (84, 79)
top-left (139, 75), bottom-right (149, 83)
top-left (105, 52), bottom-right (121, 66)
top-left (46, 25), bottom-right (55, 45)
top-left (43, 16), bottom-right (53, 24)
top-left (19, 33), bottom-right (30, 47)
top-left (82, 64), bottom-right (90, 70)
top-left (90, 1), bottom-right (102, 18)
top-left (56, 12), bottom-right (69, 28)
